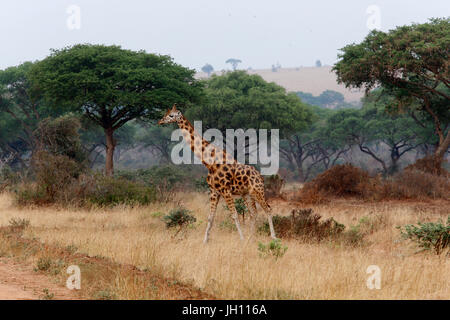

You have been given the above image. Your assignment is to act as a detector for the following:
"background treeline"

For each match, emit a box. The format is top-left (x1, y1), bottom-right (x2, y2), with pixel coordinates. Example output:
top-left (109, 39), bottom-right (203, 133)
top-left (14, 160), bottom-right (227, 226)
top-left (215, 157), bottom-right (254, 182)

top-left (0, 18), bottom-right (448, 206)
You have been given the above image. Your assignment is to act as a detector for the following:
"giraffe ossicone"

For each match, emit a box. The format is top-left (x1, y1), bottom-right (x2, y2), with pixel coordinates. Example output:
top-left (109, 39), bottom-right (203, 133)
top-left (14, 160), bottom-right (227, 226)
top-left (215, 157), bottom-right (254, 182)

top-left (158, 104), bottom-right (276, 243)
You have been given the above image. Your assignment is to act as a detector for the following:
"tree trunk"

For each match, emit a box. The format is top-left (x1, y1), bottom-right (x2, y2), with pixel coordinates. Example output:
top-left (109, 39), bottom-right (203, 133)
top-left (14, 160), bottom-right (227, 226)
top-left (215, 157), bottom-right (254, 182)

top-left (105, 127), bottom-right (116, 176)
top-left (435, 131), bottom-right (450, 161)
top-left (297, 166), bottom-right (305, 182)
top-left (389, 147), bottom-right (400, 174)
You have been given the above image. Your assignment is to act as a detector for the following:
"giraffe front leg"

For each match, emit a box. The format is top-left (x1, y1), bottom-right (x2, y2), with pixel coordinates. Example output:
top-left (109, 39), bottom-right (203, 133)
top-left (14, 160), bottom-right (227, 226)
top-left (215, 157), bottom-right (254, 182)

top-left (223, 192), bottom-right (244, 241)
top-left (204, 190), bottom-right (220, 244)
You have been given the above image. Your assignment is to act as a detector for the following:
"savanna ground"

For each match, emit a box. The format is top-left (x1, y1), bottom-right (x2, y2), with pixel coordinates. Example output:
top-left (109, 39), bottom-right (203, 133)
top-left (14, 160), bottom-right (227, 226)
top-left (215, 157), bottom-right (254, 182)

top-left (0, 187), bottom-right (448, 300)
top-left (197, 66), bottom-right (365, 103)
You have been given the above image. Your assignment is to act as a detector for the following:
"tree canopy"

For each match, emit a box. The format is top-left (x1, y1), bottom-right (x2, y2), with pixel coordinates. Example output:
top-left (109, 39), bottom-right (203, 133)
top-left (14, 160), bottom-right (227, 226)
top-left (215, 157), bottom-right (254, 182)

top-left (201, 64), bottom-right (214, 76)
top-left (186, 71), bottom-right (313, 137)
top-left (30, 44), bottom-right (204, 175)
top-left (333, 18), bottom-right (450, 161)
top-left (225, 59), bottom-right (242, 71)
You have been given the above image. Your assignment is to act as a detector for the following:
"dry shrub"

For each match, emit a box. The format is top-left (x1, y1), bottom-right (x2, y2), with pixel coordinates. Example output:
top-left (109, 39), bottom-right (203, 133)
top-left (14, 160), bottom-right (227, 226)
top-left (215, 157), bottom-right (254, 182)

top-left (264, 174), bottom-right (285, 199)
top-left (15, 151), bottom-right (85, 206)
top-left (259, 208), bottom-right (345, 242)
top-left (296, 185), bottom-right (329, 204)
top-left (297, 162), bottom-right (449, 203)
top-left (404, 155), bottom-right (447, 176)
top-left (380, 170), bottom-right (450, 200)
top-left (298, 164), bottom-right (374, 203)
top-left (15, 154), bottom-right (157, 207)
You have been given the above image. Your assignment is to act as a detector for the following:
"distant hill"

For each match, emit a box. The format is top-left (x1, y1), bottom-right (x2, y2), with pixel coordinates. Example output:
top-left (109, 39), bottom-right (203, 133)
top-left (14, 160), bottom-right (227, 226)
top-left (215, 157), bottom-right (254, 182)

top-left (196, 66), bottom-right (365, 103)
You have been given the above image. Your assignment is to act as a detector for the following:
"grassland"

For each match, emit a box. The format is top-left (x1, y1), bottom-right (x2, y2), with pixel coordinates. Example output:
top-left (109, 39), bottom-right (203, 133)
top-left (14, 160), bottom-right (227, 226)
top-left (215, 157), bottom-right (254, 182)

top-left (0, 191), bottom-right (448, 299)
top-left (196, 66), bottom-right (365, 103)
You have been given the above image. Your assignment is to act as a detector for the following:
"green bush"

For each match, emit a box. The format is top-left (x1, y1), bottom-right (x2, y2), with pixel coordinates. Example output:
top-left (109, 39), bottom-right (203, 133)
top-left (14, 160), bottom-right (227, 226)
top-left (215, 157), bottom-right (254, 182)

top-left (0, 165), bottom-right (20, 192)
top-left (194, 177), bottom-right (209, 192)
top-left (14, 185), bottom-right (47, 206)
top-left (258, 239), bottom-right (288, 259)
top-left (34, 115), bottom-right (86, 163)
top-left (31, 150), bottom-right (85, 203)
top-left (399, 216), bottom-right (450, 255)
top-left (224, 198), bottom-right (248, 219)
top-left (116, 165), bottom-right (187, 202)
top-left (89, 176), bottom-right (156, 207)
top-left (163, 207), bottom-right (196, 229)
top-left (35, 257), bottom-right (53, 272)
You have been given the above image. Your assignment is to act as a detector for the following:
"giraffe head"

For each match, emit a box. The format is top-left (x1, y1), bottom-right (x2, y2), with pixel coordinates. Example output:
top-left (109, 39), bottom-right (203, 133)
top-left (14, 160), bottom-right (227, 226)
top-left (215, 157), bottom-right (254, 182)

top-left (158, 104), bottom-right (182, 125)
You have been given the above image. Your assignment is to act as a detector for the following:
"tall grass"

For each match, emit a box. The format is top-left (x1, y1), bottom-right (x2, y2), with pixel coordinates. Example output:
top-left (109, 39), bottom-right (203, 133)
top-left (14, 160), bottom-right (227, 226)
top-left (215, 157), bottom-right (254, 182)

top-left (0, 192), bottom-right (448, 299)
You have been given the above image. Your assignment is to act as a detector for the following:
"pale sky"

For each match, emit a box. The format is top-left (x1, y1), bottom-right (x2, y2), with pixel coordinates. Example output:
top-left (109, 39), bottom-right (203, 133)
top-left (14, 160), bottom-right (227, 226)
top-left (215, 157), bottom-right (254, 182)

top-left (1, 0), bottom-right (448, 71)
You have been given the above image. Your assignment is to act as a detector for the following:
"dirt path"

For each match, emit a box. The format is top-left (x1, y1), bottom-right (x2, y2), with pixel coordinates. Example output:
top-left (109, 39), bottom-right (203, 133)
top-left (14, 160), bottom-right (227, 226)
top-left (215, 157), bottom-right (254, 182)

top-left (0, 258), bottom-right (81, 300)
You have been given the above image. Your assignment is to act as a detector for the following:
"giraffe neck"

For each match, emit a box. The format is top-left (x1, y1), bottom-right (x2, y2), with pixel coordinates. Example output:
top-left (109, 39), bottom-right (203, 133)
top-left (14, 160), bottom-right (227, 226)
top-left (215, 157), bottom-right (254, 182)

top-left (176, 115), bottom-right (236, 168)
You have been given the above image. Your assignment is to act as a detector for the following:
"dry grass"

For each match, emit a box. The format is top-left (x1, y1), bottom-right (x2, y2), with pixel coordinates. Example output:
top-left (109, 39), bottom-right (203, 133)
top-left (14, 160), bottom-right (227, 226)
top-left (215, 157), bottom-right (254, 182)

top-left (0, 192), bottom-right (448, 299)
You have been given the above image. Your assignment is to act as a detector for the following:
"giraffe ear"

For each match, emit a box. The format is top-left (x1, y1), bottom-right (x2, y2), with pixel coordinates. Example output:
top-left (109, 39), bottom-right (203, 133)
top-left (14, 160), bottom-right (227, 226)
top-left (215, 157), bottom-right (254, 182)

top-left (171, 104), bottom-right (177, 112)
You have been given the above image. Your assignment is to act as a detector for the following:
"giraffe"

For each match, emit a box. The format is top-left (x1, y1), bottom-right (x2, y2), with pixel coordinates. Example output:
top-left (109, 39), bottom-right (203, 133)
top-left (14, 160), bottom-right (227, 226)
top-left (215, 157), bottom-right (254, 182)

top-left (158, 104), bottom-right (276, 243)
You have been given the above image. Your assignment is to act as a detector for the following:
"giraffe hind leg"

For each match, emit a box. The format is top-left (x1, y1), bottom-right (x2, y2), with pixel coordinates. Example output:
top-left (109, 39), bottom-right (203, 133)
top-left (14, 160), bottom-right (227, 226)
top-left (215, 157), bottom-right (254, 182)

top-left (251, 191), bottom-right (276, 239)
top-left (243, 195), bottom-right (258, 238)
top-left (223, 192), bottom-right (244, 241)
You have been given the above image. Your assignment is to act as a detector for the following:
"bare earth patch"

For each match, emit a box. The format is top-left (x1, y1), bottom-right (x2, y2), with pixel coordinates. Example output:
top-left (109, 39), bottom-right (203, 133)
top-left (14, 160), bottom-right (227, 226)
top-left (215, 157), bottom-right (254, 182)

top-left (0, 258), bottom-right (80, 300)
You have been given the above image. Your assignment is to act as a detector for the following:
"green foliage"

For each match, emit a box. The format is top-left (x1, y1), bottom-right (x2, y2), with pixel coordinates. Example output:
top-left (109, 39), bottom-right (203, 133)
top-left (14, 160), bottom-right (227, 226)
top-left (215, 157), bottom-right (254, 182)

top-left (219, 217), bottom-right (237, 232)
top-left (89, 176), bottom-right (156, 207)
top-left (194, 177), bottom-right (209, 192)
top-left (258, 239), bottom-right (288, 259)
top-left (42, 288), bottom-right (55, 300)
top-left (224, 198), bottom-right (248, 217)
top-left (35, 115), bottom-right (87, 163)
top-left (201, 63), bottom-right (214, 76)
top-left (234, 198), bottom-right (248, 216)
top-left (324, 93), bottom-right (426, 174)
top-left (31, 44), bottom-right (204, 122)
top-left (333, 18), bottom-right (449, 159)
top-left (30, 44), bottom-right (204, 174)
top-left (163, 208), bottom-right (196, 229)
top-left (116, 165), bottom-right (188, 202)
top-left (225, 58), bottom-right (242, 71)
top-left (296, 90), bottom-right (353, 109)
top-left (136, 123), bottom-right (176, 163)
top-left (0, 62), bottom-right (67, 163)
top-left (116, 165), bottom-right (187, 189)
top-left (399, 216), bottom-right (450, 255)
top-left (185, 71), bottom-right (313, 139)
top-left (0, 164), bottom-right (20, 191)
top-left (35, 257), bottom-right (52, 272)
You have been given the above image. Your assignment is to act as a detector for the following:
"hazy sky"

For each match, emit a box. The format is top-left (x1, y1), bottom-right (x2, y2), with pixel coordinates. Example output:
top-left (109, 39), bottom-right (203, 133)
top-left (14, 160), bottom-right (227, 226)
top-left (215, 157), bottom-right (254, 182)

top-left (1, 0), bottom-right (448, 71)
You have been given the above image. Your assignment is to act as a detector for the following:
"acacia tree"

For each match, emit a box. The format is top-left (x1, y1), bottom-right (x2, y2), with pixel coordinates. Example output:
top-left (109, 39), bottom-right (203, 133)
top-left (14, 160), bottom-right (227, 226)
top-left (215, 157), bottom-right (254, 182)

top-left (325, 101), bottom-right (424, 174)
top-left (280, 106), bottom-right (351, 181)
top-left (201, 64), bottom-right (214, 77)
top-left (136, 123), bottom-right (175, 163)
top-left (31, 44), bottom-right (203, 175)
top-left (186, 71), bottom-right (313, 164)
top-left (333, 18), bottom-right (450, 164)
top-left (225, 58), bottom-right (242, 71)
top-left (0, 62), bottom-right (67, 167)
top-left (186, 71), bottom-right (312, 135)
